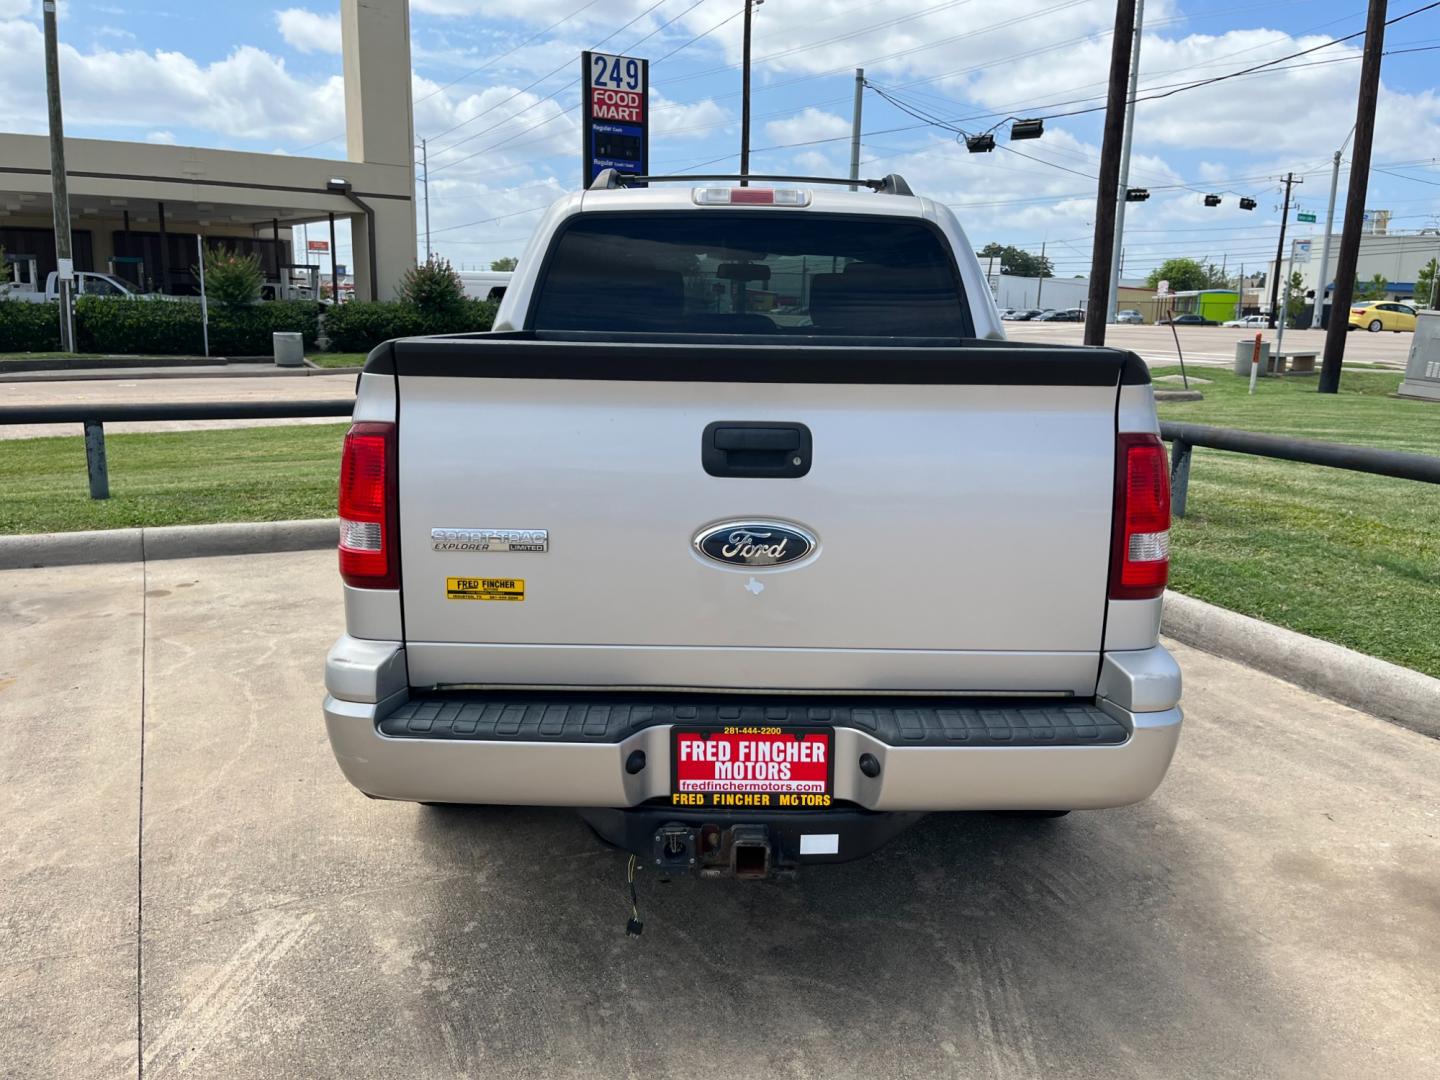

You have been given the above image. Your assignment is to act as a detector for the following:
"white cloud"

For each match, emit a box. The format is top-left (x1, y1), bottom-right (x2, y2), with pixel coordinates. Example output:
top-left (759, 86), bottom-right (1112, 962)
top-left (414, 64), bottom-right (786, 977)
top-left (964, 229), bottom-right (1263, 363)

top-left (0, 21), bottom-right (347, 144)
top-left (0, 0), bottom-right (34, 19)
top-left (764, 107), bottom-right (851, 147)
top-left (145, 129), bottom-right (177, 144)
top-left (649, 90), bottom-right (726, 138)
top-left (275, 8), bottom-right (341, 55)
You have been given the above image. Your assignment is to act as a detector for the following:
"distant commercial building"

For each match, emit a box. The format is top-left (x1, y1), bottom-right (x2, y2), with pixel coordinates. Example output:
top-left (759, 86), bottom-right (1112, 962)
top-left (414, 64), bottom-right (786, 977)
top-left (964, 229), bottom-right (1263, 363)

top-left (0, 1), bottom-right (416, 300)
top-left (1283, 231), bottom-right (1440, 318)
top-left (985, 272), bottom-right (1089, 311)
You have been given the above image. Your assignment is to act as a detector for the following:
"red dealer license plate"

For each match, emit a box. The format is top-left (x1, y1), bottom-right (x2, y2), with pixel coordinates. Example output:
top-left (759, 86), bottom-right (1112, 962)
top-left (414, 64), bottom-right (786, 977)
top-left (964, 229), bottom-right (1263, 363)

top-left (671, 729), bottom-right (833, 810)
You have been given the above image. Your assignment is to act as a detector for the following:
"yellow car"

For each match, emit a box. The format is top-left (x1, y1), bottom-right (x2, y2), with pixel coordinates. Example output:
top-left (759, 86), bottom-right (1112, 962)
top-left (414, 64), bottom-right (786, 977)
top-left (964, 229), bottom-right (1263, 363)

top-left (1347, 301), bottom-right (1417, 332)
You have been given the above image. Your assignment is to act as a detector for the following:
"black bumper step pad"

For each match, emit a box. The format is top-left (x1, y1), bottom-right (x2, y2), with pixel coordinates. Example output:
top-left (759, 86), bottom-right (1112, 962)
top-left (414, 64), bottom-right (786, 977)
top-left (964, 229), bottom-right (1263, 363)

top-left (378, 694), bottom-right (1127, 748)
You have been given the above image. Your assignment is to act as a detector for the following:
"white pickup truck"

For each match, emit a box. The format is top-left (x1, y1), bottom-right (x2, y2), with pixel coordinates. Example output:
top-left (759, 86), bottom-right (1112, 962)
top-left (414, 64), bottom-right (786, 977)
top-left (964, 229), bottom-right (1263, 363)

top-left (322, 171), bottom-right (1182, 879)
top-left (3, 270), bottom-right (144, 302)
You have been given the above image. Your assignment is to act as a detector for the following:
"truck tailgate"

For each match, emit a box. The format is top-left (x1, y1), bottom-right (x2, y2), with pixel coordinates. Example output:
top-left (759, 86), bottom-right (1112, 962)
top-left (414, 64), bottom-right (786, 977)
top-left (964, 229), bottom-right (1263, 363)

top-left (386, 339), bottom-right (1131, 695)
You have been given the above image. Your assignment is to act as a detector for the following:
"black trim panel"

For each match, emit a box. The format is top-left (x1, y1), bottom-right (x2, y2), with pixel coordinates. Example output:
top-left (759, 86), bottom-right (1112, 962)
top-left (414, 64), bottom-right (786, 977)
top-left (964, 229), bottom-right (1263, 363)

top-left (378, 692), bottom-right (1127, 748)
top-left (364, 333), bottom-right (1139, 386)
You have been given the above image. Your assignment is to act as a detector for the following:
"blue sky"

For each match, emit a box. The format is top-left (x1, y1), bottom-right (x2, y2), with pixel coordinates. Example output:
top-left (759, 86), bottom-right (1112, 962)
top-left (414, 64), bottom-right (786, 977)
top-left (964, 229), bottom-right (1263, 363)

top-left (2, 0), bottom-right (1439, 277)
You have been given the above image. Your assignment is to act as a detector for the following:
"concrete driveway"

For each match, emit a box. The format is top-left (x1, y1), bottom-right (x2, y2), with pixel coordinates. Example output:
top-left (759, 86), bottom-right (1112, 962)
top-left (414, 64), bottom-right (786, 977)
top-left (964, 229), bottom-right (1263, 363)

top-left (2, 549), bottom-right (1437, 1079)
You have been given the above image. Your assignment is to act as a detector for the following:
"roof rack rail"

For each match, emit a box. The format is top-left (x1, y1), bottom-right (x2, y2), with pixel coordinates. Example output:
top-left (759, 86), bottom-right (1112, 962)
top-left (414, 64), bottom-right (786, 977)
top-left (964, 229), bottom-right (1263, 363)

top-left (589, 169), bottom-right (914, 196)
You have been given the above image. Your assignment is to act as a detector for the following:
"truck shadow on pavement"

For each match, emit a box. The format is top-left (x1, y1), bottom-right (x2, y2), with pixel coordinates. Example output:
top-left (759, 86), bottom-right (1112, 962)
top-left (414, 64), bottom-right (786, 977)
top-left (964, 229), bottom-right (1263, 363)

top-left (397, 800), bottom-right (1327, 1080)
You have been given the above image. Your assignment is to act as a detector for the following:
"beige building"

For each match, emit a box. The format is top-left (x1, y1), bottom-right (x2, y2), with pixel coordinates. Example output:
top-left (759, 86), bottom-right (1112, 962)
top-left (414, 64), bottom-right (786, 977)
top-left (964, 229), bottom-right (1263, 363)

top-left (0, 0), bottom-right (416, 301)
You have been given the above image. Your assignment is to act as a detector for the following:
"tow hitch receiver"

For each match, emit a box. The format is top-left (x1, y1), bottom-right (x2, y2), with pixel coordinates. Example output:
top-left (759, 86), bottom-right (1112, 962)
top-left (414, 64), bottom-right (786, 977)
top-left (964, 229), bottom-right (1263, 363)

top-left (651, 822), bottom-right (791, 879)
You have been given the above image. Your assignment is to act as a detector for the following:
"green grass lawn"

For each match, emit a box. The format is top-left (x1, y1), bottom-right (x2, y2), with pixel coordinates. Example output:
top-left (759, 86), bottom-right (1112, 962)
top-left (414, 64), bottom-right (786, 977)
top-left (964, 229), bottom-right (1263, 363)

top-left (0, 424), bottom-right (344, 535)
top-left (306, 352), bottom-right (368, 369)
top-left (1155, 366), bottom-right (1440, 677)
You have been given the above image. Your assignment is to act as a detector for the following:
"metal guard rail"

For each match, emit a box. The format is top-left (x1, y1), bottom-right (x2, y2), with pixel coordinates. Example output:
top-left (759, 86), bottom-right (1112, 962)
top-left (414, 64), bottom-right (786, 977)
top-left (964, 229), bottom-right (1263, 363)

top-left (1160, 421), bottom-right (1440, 517)
top-left (1, 403), bottom-right (1437, 509)
top-left (0, 399), bottom-right (356, 500)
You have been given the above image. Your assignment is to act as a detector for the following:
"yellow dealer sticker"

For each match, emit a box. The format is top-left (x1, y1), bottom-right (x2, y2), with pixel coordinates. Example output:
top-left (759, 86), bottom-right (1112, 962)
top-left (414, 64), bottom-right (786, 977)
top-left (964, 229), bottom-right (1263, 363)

top-left (446, 577), bottom-right (525, 601)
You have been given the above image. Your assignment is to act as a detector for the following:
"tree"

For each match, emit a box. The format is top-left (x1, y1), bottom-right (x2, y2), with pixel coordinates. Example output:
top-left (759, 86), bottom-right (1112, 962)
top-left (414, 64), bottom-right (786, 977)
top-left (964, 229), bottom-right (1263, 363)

top-left (1144, 258), bottom-right (1210, 292)
top-left (398, 255), bottom-right (466, 318)
top-left (1355, 273), bottom-right (1389, 302)
top-left (979, 243), bottom-right (1052, 278)
top-left (490, 256), bottom-right (519, 271)
top-left (1415, 258), bottom-right (1438, 309)
top-left (1285, 270), bottom-right (1306, 325)
top-left (196, 246), bottom-right (263, 308)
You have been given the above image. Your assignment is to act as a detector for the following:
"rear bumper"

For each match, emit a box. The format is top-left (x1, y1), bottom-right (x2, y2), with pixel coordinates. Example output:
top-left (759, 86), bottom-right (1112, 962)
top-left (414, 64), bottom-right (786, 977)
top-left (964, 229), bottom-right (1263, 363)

top-left (323, 642), bottom-right (1183, 813)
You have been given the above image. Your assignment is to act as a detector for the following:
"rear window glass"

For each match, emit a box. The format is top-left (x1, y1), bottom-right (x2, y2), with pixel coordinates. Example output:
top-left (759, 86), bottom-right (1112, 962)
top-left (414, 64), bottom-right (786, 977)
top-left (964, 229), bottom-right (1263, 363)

top-left (530, 212), bottom-right (970, 337)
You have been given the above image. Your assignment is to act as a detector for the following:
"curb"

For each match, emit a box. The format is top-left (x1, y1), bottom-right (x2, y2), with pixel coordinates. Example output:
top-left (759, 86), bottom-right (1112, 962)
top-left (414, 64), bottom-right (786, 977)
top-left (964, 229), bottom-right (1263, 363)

top-left (0, 355), bottom-right (269, 374)
top-left (0, 366), bottom-right (356, 383)
top-left (1162, 590), bottom-right (1440, 740)
top-left (0, 518), bottom-right (337, 571)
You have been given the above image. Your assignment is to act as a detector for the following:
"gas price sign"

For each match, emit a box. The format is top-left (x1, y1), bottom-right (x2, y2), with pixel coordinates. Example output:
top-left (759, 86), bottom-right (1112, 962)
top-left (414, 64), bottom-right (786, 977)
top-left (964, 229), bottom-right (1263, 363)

top-left (581, 51), bottom-right (648, 186)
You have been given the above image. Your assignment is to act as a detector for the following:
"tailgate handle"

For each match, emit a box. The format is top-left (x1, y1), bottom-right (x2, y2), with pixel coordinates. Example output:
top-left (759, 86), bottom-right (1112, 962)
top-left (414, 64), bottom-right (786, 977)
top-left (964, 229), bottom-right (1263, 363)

top-left (702, 421), bottom-right (812, 478)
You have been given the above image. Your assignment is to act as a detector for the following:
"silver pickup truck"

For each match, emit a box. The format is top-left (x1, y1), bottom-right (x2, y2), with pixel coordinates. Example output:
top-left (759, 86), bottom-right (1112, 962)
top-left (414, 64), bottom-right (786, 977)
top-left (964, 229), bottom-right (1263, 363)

top-left (323, 171), bottom-right (1182, 879)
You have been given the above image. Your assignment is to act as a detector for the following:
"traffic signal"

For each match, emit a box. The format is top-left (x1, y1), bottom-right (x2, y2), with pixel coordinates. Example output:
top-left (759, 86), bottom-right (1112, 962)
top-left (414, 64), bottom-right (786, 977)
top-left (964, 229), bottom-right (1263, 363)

top-left (1125, 188), bottom-right (1150, 202)
top-left (1010, 119), bottom-right (1044, 140)
top-left (1203, 194), bottom-right (1221, 207)
top-left (965, 133), bottom-right (996, 153)
top-left (1239, 197), bottom-right (1257, 210)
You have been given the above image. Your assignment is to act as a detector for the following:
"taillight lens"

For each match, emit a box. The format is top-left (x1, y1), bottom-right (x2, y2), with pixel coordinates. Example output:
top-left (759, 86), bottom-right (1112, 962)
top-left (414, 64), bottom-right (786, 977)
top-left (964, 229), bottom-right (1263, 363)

top-left (338, 421), bottom-right (398, 589)
top-left (1110, 433), bottom-right (1170, 600)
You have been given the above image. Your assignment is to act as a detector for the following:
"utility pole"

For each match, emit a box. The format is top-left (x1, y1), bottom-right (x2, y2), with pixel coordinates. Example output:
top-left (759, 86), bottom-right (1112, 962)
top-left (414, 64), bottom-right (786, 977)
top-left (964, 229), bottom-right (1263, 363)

top-left (1084, 0), bottom-right (1138, 346)
top-left (42, 0), bottom-right (74, 352)
top-left (1267, 172), bottom-right (1300, 330)
top-left (1035, 241), bottom-right (1046, 309)
top-left (1320, 0), bottom-right (1387, 394)
top-left (420, 137), bottom-right (431, 261)
top-left (1106, 0), bottom-right (1145, 324)
top-left (1312, 147), bottom-right (1344, 327)
top-left (740, 0), bottom-right (762, 183)
top-left (849, 68), bottom-right (864, 191)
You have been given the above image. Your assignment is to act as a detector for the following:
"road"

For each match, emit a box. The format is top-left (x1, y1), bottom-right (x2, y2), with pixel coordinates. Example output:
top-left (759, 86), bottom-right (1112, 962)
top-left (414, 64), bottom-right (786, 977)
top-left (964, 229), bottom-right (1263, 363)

top-left (0, 372), bottom-right (356, 440)
top-left (2, 549), bottom-right (1436, 1079)
top-left (1008, 322), bottom-right (1412, 369)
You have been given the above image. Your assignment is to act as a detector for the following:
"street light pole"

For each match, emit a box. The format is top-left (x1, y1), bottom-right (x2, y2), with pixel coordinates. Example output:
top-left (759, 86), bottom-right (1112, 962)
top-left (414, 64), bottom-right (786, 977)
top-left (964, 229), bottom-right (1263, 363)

top-left (42, 0), bottom-right (75, 352)
top-left (848, 68), bottom-right (864, 191)
top-left (1106, 0), bottom-right (1145, 325)
top-left (1312, 149), bottom-right (1343, 328)
top-left (420, 137), bottom-right (431, 261)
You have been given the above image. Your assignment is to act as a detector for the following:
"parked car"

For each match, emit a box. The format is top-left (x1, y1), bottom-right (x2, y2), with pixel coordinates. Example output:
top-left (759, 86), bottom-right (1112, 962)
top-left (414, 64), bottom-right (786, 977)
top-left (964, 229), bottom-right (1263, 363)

top-left (1160, 313), bottom-right (1218, 326)
top-left (1002, 308), bottom-right (1044, 321)
top-left (1116, 309), bottom-right (1143, 324)
top-left (1222, 314), bottom-right (1268, 328)
top-left (322, 170), bottom-right (1183, 879)
top-left (1036, 308), bottom-right (1083, 321)
top-left (1347, 301), bottom-right (1416, 333)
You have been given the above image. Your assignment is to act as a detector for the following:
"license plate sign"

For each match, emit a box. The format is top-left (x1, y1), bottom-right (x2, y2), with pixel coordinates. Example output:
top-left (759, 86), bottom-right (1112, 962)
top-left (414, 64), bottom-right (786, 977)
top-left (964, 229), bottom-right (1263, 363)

top-left (671, 729), bottom-right (832, 810)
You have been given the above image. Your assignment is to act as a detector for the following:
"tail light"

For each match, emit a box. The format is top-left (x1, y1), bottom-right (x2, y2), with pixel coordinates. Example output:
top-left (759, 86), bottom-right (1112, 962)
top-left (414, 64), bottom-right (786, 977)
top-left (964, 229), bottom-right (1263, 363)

top-left (338, 421), bottom-right (398, 589)
top-left (1109, 433), bottom-right (1170, 600)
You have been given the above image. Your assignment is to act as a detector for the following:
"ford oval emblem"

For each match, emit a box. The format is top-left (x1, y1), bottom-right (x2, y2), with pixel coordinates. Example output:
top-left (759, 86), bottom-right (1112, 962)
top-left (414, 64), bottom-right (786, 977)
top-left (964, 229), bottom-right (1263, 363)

top-left (693, 520), bottom-right (816, 568)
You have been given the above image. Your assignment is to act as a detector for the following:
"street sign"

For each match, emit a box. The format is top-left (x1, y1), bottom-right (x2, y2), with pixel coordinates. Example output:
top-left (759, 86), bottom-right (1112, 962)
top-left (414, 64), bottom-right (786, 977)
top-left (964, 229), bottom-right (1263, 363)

top-left (307, 240), bottom-right (330, 252)
top-left (1297, 212), bottom-right (1317, 223)
top-left (581, 50), bottom-right (648, 186)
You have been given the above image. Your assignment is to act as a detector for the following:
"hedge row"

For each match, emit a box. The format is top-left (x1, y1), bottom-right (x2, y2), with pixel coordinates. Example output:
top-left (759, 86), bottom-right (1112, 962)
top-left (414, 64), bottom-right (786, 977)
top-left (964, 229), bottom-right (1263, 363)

top-left (0, 299), bottom-right (62, 352)
top-left (322, 298), bottom-right (498, 353)
top-left (0, 297), bottom-right (498, 356)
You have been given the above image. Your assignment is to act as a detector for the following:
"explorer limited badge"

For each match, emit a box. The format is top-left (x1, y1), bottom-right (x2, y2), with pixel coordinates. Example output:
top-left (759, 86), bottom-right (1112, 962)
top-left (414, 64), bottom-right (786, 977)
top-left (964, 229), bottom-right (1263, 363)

top-left (693, 520), bottom-right (816, 568)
